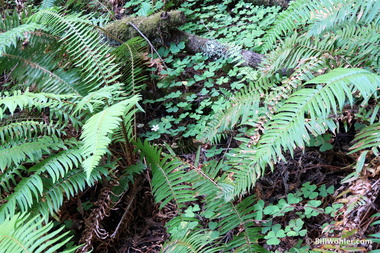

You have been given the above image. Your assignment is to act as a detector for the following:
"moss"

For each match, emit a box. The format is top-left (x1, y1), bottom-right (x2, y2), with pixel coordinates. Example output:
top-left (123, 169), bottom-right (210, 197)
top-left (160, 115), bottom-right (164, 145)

top-left (104, 11), bottom-right (186, 43)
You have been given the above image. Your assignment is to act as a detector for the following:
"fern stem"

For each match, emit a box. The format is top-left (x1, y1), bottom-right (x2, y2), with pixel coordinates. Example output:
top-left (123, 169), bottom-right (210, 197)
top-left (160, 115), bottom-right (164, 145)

top-left (120, 116), bottom-right (134, 166)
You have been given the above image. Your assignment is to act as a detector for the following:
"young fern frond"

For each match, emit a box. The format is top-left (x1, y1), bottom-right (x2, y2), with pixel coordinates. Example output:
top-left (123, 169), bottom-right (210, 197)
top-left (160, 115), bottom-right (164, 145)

top-left (227, 68), bottom-right (380, 199)
top-left (81, 95), bottom-right (140, 178)
top-left (136, 139), bottom-right (197, 209)
top-left (0, 212), bottom-right (78, 252)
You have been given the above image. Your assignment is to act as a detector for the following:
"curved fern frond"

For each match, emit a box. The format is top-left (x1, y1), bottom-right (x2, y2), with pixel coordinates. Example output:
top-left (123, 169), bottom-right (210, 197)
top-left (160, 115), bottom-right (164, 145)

top-left (81, 95), bottom-right (140, 178)
top-left (349, 122), bottom-right (380, 155)
top-left (29, 9), bottom-right (121, 92)
top-left (0, 172), bottom-right (44, 221)
top-left (0, 212), bottom-right (78, 252)
top-left (227, 68), bottom-right (380, 199)
top-left (135, 139), bottom-right (197, 209)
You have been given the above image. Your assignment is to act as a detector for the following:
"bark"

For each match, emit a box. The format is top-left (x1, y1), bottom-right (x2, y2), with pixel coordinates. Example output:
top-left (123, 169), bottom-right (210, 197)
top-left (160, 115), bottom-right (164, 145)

top-left (103, 11), bottom-right (264, 68)
top-left (179, 32), bottom-right (263, 68)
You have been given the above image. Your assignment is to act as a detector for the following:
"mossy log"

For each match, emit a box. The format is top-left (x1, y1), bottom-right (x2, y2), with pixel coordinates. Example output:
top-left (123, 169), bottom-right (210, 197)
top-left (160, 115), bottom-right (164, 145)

top-left (104, 11), bottom-right (186, 43)
top-left (104, 11), bottom-right (264, 68)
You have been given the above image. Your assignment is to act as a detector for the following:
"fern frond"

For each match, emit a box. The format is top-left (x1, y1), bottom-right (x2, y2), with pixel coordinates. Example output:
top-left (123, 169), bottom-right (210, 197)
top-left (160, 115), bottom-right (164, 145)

top-left (349, 122), bottom-right (380, 155)
top-left (81, 96), bottom-right (140, 178)
top-left (198, 88), bottom-right (261, 144)
top-left (0, 212), bottom-right (77, 252)
top-left (204, 194), bottom-right (267, 252)
top-left (0, 42), bottom-right (84, 95)
top-left (0, 166), bottom-right (22, 195)
top-left (40, 0), bottom-right (58, 9)
top-left (112, 37), bottom-right (147, 96)
top-left (136, 139), bottom-right (197, 209)
top-left (0, 173), bottom-right (44, 221)
top-left (0, 136), bottom-right (66, 172)
top-left (0, 9), bottom-right (22, 32)
top-left (0, 142), bottom-right (83, 220)
top-left (30, 165), bottom-right (108, 219)
top-left (335, 22), bottom-right (380, 70)
top-left (162, 230), bottom-right (221, 253)
top-left (308, 0), bottom-right (380, 37)
top-left (264, 56), bottom-right (330, 113)
top-left (227, 68), bottom-right (380, 199)
top-left (0, 90), bottom-right (75, 119)
top-left (263, 32), bottom-right (336, 75)
top-left (0, 23), bottom-right (43, 54)
top-left (262, 0), bottom-right (380, 74)
top-left (74, 84), bottom-right (123, 114)
top-left (28, 147), bottom-right (83, 183)
top-left (0, 90), bottom-right (82, 137)
top-left (261, 0), bottom-right (353, 52)
top-left (0, 120), bottom-right (66, 145)
top-left (29, 9), bottom-right (121, 92)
